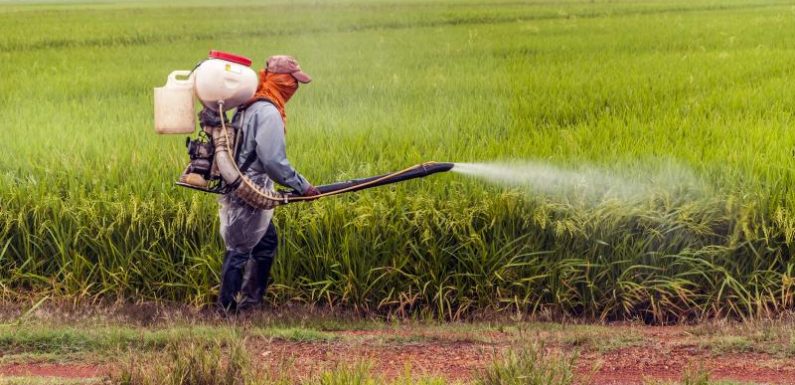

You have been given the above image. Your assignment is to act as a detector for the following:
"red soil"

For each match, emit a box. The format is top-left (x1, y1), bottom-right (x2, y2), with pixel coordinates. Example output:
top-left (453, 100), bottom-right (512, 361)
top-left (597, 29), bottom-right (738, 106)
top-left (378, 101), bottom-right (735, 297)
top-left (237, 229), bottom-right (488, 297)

top-left (0, 363), bottom-right (106, 378)
top-left (255, 339), bottom-right (500, 381)
top-left (580, 348), bottom-right (795, 384)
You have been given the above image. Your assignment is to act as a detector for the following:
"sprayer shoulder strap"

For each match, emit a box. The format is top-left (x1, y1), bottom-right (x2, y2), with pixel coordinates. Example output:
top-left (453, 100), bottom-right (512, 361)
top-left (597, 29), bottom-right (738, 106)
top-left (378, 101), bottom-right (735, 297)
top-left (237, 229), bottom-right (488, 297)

top-left (238, 152), bottom-right (258, 174)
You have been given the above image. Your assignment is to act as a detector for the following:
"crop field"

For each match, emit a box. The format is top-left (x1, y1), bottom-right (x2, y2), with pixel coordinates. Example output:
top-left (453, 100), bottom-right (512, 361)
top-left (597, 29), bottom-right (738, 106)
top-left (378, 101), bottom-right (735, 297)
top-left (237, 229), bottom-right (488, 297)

top-left (5, 0), bottom-right (795, 383)
top-left (3, 0), bottom-right (795, 326)
top-left (0, 0), bottom-right (795, 322)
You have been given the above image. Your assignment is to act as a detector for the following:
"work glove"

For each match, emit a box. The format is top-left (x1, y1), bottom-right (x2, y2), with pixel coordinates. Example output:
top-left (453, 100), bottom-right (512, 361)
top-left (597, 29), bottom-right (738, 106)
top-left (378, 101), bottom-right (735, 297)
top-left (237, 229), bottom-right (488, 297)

top-left (303, 185), bottom-right (321, 200)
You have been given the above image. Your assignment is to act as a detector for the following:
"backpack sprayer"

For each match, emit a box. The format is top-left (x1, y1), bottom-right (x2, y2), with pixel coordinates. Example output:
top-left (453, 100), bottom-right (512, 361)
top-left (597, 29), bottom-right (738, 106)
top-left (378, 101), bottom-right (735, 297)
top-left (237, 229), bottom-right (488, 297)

top-left (154, 50), bottom-right (453, 210)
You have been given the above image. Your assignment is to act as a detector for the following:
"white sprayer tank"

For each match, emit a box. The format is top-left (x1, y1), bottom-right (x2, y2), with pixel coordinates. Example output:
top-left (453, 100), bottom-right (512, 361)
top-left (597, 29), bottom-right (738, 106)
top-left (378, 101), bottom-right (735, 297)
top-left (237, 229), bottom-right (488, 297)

top-left (194, 50), bottom-right (258, 112)
top-left (154, 70), bottom-right (195, 134)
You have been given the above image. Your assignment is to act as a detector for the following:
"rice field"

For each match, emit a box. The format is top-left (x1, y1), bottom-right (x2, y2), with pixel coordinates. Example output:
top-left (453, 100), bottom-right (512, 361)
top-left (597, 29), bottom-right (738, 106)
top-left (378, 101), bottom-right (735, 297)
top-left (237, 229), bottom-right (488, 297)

top-left (2, 0), bottom-right (795, 321)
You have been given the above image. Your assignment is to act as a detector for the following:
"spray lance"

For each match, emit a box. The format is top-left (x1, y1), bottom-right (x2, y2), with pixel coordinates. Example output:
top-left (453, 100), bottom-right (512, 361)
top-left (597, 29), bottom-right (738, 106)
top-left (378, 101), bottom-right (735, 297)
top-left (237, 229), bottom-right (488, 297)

top-left (154, 50), bottom-right (453, 209)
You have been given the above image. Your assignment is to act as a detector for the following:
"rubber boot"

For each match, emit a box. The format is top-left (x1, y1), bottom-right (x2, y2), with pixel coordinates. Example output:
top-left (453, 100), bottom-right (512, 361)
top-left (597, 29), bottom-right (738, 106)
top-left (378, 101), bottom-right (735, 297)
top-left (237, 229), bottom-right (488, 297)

top-left (218, 250), bottom-right (249, 313)
top-left (239, 257), bottom-right (275, 311)
top-left (239, 225), bottom-right (278, 311)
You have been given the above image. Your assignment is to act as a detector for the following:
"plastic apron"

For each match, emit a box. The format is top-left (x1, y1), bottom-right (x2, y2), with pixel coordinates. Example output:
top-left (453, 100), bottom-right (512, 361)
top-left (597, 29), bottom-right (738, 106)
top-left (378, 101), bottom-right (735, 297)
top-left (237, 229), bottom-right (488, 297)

top-left (218, 174), bottom-right (275, 254)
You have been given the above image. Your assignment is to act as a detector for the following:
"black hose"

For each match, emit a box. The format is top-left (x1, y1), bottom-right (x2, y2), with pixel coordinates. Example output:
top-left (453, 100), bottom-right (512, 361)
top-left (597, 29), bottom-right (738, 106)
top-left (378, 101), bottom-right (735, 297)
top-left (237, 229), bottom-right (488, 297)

top-left (282, 162), bottom-right (454, 198)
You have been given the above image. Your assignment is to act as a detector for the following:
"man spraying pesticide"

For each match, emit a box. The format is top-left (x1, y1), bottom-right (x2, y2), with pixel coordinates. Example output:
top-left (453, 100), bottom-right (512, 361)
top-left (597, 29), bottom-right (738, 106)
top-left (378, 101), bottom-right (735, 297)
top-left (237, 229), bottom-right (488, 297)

top-left (217, 55), bottom-right (320, 312)
top-left (154, 50), bottom-right (453, 313)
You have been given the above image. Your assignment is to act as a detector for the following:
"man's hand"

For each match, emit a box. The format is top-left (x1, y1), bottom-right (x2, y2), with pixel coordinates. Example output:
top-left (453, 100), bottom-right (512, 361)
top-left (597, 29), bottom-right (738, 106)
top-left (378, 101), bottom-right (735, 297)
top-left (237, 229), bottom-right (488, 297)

top-left (303, 185), bottom-right (321, 200)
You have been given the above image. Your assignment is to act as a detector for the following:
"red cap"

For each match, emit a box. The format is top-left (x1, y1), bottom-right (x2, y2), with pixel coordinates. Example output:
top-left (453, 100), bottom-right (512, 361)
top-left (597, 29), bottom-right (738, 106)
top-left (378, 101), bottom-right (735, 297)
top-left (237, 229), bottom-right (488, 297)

top-left (208, 50), bottom-right (252, 67)
top-left (266, 55), bottom-right (312, 83)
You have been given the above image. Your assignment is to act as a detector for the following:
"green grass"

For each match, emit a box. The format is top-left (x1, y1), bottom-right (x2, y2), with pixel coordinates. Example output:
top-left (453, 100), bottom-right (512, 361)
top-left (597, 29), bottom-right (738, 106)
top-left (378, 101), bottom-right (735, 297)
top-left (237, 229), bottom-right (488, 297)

top-left (3, 0), bottom-right (795, 321)
top-left (0, 324), bottom-right (238, 357)
top-left (559, 326), bottom-right (644, 353)
top-left (0, 323), bottom-right (343, 360)
top-left (253, 326), bottom-right (337, 342)
top-left (0, 316), bottom-right (645, 362)
top-left (685, 318), bottom-right (795, 356)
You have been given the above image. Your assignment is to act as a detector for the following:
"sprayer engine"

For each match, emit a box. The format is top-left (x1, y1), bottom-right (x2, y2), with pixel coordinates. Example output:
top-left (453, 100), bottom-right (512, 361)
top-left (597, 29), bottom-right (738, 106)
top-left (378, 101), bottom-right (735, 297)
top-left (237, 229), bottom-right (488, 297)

top-left (177, 125), bottom-right (229, 193)
top-left (185, 138), bottom-right (213, 173)
top-left (176, 108), bottom-right (246, 198)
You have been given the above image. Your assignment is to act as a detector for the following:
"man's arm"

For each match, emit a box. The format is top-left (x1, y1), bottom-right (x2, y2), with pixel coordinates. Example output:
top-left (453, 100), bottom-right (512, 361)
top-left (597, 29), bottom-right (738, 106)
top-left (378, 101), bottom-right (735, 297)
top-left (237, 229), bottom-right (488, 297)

top-left (253, 109), bottom-right (312, 194)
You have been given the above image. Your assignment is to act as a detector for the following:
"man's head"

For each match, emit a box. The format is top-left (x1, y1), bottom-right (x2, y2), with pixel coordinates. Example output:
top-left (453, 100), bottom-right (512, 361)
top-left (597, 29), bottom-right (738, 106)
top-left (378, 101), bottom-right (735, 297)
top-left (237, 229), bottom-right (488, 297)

top-left (261, 55), bottom-right (311, 103)
top-left (247, 55), bottom-right (311, 125)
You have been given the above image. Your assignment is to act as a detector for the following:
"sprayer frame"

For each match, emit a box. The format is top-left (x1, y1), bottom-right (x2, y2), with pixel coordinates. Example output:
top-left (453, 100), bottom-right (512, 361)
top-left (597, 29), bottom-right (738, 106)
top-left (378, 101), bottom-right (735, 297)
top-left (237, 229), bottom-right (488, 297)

top-left (175, 105), bottom-right (454, 209)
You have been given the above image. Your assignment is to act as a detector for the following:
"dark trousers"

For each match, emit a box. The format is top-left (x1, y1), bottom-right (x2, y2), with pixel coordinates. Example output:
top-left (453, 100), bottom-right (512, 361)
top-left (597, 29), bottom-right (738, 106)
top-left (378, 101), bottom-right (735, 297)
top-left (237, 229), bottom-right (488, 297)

top-left (218, 223), bottom-right (278, 310)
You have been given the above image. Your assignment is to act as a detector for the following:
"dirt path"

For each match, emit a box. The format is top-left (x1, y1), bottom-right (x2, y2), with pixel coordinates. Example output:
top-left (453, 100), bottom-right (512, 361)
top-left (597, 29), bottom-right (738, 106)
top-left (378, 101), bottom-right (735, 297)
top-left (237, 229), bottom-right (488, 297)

top-left (0, 363), bottom-right (106, 378)
top-left (579, 348), bottom-right (795, 384)
top-left (251, 327), bottom-right (795, 384)
top-left (254, 339), bottom-right (501, 382)
top-left (254, 343), bottom-right (795, 384)
top-left (574, 326), bottom-right (795, 384)
top-left (3, 326), bottom-right (795, 384)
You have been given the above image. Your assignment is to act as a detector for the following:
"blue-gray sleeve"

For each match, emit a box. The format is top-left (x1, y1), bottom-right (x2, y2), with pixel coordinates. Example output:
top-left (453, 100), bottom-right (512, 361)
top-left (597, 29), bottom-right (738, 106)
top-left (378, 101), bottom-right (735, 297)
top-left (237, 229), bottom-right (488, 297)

top-left (253, 110), bottom-right (311, 194)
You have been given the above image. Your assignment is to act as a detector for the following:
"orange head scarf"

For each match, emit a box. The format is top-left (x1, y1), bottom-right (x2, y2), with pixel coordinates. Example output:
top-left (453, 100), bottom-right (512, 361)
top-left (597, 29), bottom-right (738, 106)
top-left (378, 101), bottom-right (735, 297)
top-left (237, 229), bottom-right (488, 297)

top-left (246, 70), bottom-right (298, 129)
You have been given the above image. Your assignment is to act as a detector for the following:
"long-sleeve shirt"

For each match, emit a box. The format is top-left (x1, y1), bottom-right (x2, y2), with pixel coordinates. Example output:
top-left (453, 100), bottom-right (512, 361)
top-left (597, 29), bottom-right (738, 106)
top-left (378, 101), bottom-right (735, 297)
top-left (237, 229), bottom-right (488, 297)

top-left (231, 101), bottom-right (311, 195)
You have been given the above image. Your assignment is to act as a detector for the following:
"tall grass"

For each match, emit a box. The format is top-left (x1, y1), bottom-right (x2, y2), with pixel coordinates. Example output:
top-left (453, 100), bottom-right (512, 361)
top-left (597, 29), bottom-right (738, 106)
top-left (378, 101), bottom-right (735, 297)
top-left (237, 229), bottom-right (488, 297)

top-left (2, 0), bottom-right (795, 321)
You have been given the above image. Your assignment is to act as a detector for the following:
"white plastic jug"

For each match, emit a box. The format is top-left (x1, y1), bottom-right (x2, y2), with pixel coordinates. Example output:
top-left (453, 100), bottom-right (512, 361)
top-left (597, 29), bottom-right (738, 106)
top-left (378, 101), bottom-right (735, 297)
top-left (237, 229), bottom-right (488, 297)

top-left (154, 70), bottom-right (196, 134)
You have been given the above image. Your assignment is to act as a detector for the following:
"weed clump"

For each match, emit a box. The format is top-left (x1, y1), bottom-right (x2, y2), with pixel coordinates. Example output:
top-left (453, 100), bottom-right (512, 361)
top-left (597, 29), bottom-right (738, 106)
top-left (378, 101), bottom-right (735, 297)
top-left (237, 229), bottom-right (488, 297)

top-left (474, 344), bottom-right (575, 385)
top-left (116, 340), bottom-right (250, 385)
